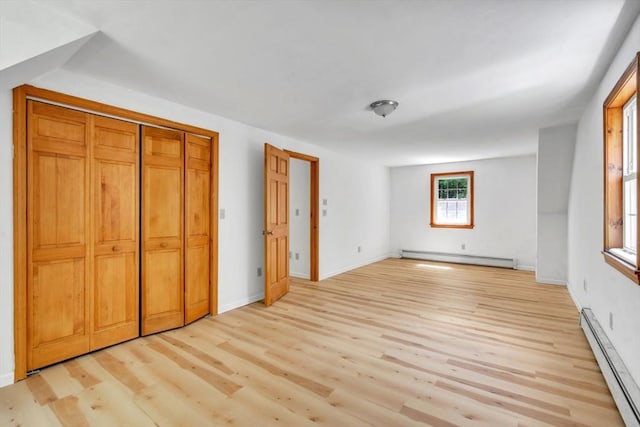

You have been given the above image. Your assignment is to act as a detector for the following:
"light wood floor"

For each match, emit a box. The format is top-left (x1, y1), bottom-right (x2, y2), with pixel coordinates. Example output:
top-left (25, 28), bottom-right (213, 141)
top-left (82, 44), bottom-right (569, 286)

top-left (0, 258), bottom-right (623, 426)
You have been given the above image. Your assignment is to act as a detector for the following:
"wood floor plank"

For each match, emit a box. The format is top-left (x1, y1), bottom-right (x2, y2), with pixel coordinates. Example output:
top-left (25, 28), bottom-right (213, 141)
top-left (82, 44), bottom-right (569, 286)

top-left (49, 395), bottom-right (90, 427)
top-left (25, 372), bottom-right (58, 405)
top-left (92, 351), bottom-right (147, 394)
top-left (0, 258), bottom-right (625, 425)
top-left (65, 360), bottom-right (101, 389)
top-left (72, 382), bottom-right (157, 427)
top-left (0, 381), bottom-right (62, 427)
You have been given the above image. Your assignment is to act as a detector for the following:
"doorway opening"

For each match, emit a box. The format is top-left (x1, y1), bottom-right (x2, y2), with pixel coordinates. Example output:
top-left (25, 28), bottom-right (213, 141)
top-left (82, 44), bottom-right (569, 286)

top-left (286, 150), bottom-right (319, 281)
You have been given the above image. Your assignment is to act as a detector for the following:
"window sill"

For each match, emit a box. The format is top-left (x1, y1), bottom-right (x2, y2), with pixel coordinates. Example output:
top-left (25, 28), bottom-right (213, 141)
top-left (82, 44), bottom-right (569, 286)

top-left (430, 224), bottom-right (475, 229)
top-left (602, 250), bottom-right (640, 284)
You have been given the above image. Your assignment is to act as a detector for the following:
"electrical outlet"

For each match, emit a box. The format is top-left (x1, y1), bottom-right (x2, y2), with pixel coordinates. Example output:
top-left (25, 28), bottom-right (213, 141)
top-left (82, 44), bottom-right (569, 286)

top-left (219, 208), bottom-right (226, 220)
top-left (323, 209), bottom-right (327, 216)
top-left (323, 199), bottom-right (328, 206)
top-left (609, 312), bottom-right (614, 330)
top-left (461, 243), bottom-right (466, 250)
top-left (357, 246), bottom-right (361, 253)
top-left (295, 253), bottom-right (299, 260)
top-left (257, 267), bottom-right (262, 277)
top-left (295, 208), bottom-right (300, 216)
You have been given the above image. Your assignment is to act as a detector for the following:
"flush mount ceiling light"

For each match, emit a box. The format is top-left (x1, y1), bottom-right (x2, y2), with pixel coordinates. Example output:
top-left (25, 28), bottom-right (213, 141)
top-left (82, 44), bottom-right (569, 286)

top-left (370, 99), bottom-right (399, 117)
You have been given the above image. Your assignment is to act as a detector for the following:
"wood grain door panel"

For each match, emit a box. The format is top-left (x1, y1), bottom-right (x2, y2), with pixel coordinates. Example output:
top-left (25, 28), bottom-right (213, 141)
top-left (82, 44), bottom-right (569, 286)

top-left (264, 143), bottom-right (290, 306)
top-left (32, 153), bottom-right (86, 249)
top-left (143, 249), bottom-right (184, 332)
top-left (91, 116), bottom-right (139, 350)
top-left (142, 127), bottom-right (185, 335)
top-left (92, 253), bottom-right (137, 347)
top-left (29, 259), bottom-right (89, 368)
top-left (185, 134), bottom-right (211, 324)
top-left (144, 166), bottom-right (183, 239)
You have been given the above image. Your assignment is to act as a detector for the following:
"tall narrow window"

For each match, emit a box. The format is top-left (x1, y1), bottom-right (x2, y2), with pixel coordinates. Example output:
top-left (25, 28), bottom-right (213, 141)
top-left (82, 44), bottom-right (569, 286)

top-left (603, 53), bottom-right (640, 284)
top-left (623, 95), bottom-right (637, 255)
top-left (430, 171), bottom-right (474, 228)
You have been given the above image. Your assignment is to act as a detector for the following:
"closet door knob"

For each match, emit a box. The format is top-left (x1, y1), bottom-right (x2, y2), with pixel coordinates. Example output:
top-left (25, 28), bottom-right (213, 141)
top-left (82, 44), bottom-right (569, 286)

top-left (112, 245), bottom-right (121, 252)
top-left (160, 242), bottom-right (168, 248)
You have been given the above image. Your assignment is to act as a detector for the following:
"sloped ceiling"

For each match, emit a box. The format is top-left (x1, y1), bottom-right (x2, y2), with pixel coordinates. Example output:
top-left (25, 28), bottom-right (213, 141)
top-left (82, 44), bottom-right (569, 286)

top-left (0, 1), bottom-right (97, 90)
top-left (30, 0), bottom-right (640, 166)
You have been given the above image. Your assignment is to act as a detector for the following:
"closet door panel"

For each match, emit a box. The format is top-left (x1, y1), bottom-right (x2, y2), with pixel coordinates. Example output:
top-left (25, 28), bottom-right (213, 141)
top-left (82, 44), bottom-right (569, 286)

top-left (145, 166), bottom-right (182, 238)
top-left (142, 127), bottom-right (185, 335)
top-left (92, 116), bottom-right (139, 350)
top-left (27, 101), bottom-right (90, 370)
top-left (32, 153), bottom-right (86, 250)
top-left (185, 134), bottom-right (211, 324)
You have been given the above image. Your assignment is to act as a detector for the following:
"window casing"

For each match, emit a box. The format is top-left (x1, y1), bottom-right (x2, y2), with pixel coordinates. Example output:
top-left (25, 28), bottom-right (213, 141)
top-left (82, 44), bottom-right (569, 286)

top-left (603, 53), bottom-right (640, 283)
top-left (430, 171), bottom-right (474, 229)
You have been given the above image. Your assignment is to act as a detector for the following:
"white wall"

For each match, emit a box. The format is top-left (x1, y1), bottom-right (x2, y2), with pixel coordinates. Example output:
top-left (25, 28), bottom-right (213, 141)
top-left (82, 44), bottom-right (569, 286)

top-left (536, 124), bottom-right (577, 284)
top-left (290, 158), bottom-right (311, 278)
top-left (568, 14), bottom-right (640, 386)
top-left (390, 155), bottom-right (536, 269)
top-left (0, 68), bottom-right (391, 386)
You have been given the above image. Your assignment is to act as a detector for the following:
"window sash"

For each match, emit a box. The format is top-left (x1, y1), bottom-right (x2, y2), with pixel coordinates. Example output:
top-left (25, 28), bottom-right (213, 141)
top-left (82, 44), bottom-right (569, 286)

top-left (623, 95), bottom-right (638, 254)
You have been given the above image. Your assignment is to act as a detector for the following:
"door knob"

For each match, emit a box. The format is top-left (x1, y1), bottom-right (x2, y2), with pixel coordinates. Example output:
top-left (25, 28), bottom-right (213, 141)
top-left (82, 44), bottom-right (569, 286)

top-left (262, 230), bottom-right (273, 236)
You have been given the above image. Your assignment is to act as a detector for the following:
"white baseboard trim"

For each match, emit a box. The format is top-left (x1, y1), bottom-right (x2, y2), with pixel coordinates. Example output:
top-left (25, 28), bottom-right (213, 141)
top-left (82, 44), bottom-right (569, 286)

top-left (402, 249), bottom-right (516, 269)
top-left (319, 253), bottom-right (392, 281)
top-left (535, 276), bottom-right (567, 286)
top-left (291, 272), bottom-right (310, 280)
top-left (516, 265), bottom-right (535, 271)
top-left (218, 292), bottom-right (263, 314)
top-left (0, 372), bottom-right (13, 388)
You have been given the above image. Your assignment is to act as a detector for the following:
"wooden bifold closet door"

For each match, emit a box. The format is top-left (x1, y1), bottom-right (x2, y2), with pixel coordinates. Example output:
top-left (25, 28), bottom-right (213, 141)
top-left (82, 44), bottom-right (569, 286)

top-left (141, 127), bottom-right (212, 334)
top-left (141, 127), bottom-right (185, 335)
top-left (184, 134), bottom-right (211, 324)
top-left (27, 101), bottom-right (139, 370)
top-left (26, 102), bottom-right (212, 371)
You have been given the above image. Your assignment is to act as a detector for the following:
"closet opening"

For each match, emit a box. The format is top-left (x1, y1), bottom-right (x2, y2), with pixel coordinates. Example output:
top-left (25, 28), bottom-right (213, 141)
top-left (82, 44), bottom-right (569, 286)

top-left (13, 85), bottom-right (219, 381)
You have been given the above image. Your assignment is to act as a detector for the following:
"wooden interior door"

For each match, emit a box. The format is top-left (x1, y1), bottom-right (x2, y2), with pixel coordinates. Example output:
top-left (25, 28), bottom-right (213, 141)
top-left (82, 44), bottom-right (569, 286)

top-left (185, 134), bottom-right (211, 323)
top-left (264, 143), bottom-right (290, 306)
top-left (27, 101), bottom-right (91, 370)
top-left (91, 116), bottom-right (139, 349)
top-left (142, 126), bottom-right (185, 335)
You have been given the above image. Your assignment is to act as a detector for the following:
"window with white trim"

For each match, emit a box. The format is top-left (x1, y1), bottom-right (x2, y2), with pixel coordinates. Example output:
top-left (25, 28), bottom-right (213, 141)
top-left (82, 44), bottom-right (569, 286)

top-left (603, 53), bottom-right (640, 284)
top-left (430, 171), bottom-right (474, 228)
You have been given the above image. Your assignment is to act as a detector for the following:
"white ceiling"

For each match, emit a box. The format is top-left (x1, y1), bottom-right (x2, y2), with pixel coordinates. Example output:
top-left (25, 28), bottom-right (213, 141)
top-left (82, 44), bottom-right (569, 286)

top-left (35, 0), bottom-right (639, 166)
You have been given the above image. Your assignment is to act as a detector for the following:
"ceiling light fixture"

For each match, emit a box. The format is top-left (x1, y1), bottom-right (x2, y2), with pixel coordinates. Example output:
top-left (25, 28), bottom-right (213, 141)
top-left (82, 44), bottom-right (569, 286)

top-left (370, 99), bottom-right (399, 117)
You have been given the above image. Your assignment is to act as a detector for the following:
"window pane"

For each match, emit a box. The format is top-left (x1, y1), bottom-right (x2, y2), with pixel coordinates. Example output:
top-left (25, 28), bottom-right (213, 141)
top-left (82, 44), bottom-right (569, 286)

top-left (436, 200), bottom-right (468, 224)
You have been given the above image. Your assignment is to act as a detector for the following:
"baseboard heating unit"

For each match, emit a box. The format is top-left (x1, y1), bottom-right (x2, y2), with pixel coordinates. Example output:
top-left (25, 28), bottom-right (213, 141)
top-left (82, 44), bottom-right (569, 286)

top-left (580, 308), bottom-right (640, 426)
top-left (400, 249), bottom-right (516, 269)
